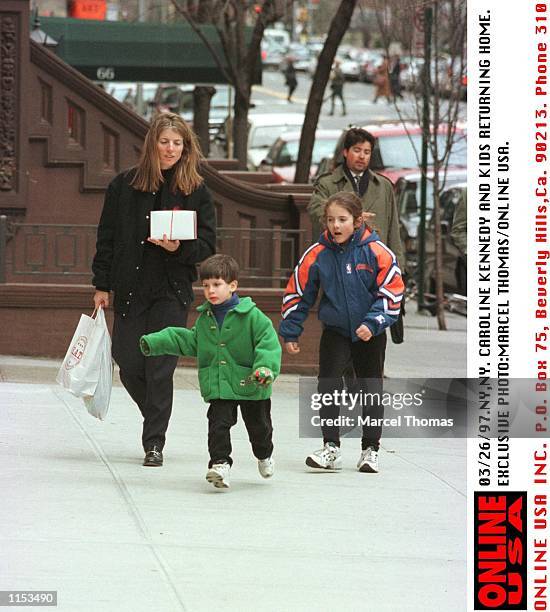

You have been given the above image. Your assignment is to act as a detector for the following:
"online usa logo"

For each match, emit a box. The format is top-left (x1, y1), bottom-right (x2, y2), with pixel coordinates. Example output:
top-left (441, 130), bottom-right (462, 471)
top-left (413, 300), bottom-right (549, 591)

top-left (64, 336), bottom-right (88, 370)
top-left (474, 492), bottom-right (527, 610)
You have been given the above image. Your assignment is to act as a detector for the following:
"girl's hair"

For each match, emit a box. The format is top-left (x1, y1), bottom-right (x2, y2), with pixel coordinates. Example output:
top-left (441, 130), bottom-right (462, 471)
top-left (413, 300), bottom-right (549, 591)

top-left (131, 113), bottom-right (204, 194)
top-left (323, 191), bottom-right (364, 223)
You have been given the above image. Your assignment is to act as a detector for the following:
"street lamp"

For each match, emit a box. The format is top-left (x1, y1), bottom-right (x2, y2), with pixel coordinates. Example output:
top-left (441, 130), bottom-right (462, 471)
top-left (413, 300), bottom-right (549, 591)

top-left (30, 8), bottom-right (59, 49)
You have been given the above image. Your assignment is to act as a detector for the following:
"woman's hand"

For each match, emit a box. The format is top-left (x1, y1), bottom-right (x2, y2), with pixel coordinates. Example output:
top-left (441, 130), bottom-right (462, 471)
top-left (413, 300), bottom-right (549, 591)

top-left (147, 234), bottom-right (180, 252)
top-left (355, 324), bottom-right (373, 342)
top-left (285, 341), bottom-right (300, 354)
top-left (94, 290), bottom-right (109, 309)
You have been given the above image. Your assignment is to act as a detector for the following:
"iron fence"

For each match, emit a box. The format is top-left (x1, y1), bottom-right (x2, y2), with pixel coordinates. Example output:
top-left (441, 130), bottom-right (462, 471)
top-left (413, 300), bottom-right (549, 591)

top-left (0, 216), bottom-right (309, 288)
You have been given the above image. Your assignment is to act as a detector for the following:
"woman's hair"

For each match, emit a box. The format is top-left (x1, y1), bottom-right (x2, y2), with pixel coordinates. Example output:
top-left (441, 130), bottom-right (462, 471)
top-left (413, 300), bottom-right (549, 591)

top-left (323, 191), bottom-right (364, 224)
top-left (131, 112), bottom-right (204, 194)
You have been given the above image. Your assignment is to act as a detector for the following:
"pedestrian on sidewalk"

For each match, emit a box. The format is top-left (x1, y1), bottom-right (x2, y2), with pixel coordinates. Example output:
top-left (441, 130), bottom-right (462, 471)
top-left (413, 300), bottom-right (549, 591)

top-left (140, 254), bottom-right (281, 490)
top-left (283, 57), bottom-right (298, 102)
top-left (92, 113), bottom-right (216, 468)
top-left (280, 192), bottom-right (404, 473)
top-left (328, 60), bottom-right (347, 116)
top-left (390, 55), bottom-right (404, 100)
top-left (373, 55), bottom-right (392, 104)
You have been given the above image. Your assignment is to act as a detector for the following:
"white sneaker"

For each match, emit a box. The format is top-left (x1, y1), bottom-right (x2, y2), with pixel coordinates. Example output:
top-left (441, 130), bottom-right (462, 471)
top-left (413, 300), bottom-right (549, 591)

top-left (258, 456), bottom-right (275, 478)
top-left (305, 443), bottom-right (342, 470)
top-left (357, 447), bottom-right (379, 473)
top-left (206, 462), bottom-right (231, 488)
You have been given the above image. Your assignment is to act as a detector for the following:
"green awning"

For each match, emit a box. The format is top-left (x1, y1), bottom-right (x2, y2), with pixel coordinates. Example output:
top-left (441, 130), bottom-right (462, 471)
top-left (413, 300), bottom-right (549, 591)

top-left (39, 17), bottom-right (261, 85)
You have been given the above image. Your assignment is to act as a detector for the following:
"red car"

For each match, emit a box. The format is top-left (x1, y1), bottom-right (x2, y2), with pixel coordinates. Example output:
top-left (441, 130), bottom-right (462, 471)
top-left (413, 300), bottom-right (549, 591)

top-left (316, 121), bottom-right (467, 183)
top-left (259, 129), bottom-right (343, 183)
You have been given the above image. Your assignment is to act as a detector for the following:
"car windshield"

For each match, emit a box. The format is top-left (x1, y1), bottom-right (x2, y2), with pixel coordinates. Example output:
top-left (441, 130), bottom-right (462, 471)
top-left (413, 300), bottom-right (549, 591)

top-left (251, 126), bottom-right (301, 149)
top-left (402, 175), bottom-right (466, 214)
top-left (284, 138), bottom-right (339, 164)
top-left (378, 133), bottom-right (467, 168)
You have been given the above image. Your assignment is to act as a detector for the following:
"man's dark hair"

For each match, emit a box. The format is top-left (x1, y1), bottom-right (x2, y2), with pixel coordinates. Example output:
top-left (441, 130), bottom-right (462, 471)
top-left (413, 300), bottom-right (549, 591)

top-left (199, 254), bottom-right (239, 283)
top-left (343, 128), bottom-right (376, 151)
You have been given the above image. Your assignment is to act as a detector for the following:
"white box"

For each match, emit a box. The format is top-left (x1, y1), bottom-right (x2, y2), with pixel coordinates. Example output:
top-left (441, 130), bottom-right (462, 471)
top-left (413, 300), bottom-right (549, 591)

top-left (150, 210), bottom-right (197, 240)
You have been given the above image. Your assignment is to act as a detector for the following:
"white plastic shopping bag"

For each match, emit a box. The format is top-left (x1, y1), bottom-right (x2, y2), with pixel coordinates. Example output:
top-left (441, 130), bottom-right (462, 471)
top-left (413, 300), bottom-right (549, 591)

top-left (56, 307), bottom-right (113, 420)
top-left (83, 318), bottom-right (113, 421)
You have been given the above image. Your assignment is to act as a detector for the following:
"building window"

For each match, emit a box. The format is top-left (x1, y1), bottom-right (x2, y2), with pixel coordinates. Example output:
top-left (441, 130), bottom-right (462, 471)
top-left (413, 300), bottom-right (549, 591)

top-left (102, 124), bottom-right (119, 172)
top-left (66, 100), bottom-right (85, 147)
top-left (39, 79), bottom-right (52, 124)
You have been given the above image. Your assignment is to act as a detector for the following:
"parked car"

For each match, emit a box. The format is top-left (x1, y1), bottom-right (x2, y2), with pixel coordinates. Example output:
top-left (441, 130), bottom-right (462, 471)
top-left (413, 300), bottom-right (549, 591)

top-left (102, 82), bottom-right (158, 118)
top-left (246, 113), bottom-right (306, 169)
top-left (424, 182), bottom-right (467, 296)
top-left (307, 45), bottom-right (361, 80)
top-left (315, 122), bottom-right (467, 182)
top-left (259, 129), bottom-right (342, 183)
top-left (263, 27), bottom-right (290, 50)
top-left (282, 43), bottom-right (311, 72)
top-left (395, 169), bottom-right (467, 281)
top-left (359, 50), bottom-right (385, 83)
top-left (151, 84), bottom-right (232, 138)
top-left (261, 40), bottom-right (287, 69)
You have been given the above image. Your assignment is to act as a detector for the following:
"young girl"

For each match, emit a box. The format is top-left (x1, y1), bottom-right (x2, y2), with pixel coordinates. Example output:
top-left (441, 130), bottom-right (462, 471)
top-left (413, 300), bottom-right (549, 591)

top-left (279, 191), bottom-right (404, 473)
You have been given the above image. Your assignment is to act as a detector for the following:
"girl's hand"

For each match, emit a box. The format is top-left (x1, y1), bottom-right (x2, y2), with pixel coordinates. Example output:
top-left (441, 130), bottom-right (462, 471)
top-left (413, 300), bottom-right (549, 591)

top-left (285, 341), bottom-right (300, 354)
top-left (356, 324), bottom-right (373, 342)
top-left (93, 290), bottom-right (109, 309)
top-left (147, 234), bottom-right (180, 252)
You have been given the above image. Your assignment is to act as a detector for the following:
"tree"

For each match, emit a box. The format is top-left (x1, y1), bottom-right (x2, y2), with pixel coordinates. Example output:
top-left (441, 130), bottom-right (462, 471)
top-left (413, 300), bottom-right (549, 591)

top-left (294, 0), bottom-right (358, 184)
top-left (171, 0), bottom-right (292, 168)
top-left (374, 0), bottom-right (467, 330)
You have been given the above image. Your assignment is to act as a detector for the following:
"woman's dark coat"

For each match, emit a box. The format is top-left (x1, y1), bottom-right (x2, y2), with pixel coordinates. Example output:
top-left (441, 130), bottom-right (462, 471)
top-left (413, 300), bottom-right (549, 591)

top-left (92, 170), bottom-right (216, 315)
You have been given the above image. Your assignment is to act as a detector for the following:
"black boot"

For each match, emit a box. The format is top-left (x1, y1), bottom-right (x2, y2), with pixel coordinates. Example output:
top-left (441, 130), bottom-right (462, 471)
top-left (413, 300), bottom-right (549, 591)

top-left (143, 445), bottom-right (163, 467)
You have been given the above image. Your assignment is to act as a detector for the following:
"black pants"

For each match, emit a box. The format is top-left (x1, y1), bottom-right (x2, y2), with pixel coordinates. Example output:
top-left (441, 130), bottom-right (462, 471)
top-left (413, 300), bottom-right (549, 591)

top-left (112, 291), bottom-right (188, 451)
top-left (318, 328), bottom-right (386, 450)
top-left (330, 90), bottom-right (346, 114)
top-left (207, 399), bottom-right (273, 467)
top-left (287, 83), bottom-right (297, 100)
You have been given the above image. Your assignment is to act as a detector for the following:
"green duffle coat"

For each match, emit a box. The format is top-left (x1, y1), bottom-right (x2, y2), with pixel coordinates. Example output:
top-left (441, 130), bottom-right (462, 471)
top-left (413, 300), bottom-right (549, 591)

top-left (140, 297), bottom-right (282, 402)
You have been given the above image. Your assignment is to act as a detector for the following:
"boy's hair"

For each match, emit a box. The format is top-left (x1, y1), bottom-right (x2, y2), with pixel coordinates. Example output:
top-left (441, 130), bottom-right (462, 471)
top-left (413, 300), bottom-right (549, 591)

top-left (199, 254), bottom-right (239, 283)
top-left (343, 127), bottom-right (376, 151)
top-left (323, 191), bottom-right (364, 222)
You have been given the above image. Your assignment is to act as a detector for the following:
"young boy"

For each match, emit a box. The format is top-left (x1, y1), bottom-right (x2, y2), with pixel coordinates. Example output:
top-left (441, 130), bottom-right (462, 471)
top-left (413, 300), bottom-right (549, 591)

top-left (139, 254), bottom-right (282, 489)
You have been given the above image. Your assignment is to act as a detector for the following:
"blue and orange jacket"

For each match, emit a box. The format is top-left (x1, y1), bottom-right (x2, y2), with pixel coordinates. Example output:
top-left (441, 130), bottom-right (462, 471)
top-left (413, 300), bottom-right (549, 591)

top-left (279, 225), bottom-right (404, 342)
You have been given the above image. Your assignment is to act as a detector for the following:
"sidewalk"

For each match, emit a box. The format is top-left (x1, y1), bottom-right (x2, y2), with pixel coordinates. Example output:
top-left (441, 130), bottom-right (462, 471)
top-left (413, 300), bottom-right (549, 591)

top-left (0, 309), bottom-right (467, 612)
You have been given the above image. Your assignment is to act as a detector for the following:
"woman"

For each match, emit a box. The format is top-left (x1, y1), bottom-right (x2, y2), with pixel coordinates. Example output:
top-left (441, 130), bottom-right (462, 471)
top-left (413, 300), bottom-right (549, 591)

top-left (283, 58), bottom-right (298, 103)
top-left (92, 113), bottom-right (216, 467)
top-left (373, 56), bottom-right (392, 104)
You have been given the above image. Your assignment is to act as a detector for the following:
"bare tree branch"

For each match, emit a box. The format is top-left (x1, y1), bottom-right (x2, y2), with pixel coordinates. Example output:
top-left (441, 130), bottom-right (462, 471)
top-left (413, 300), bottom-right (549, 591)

top-left (170, 0), bottom-right (235, 85)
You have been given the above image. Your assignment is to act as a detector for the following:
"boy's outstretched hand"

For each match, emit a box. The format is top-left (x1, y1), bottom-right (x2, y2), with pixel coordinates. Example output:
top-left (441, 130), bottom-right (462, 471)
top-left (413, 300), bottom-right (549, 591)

top-left (356, 324), bottom-right (373, 342)
top-left (254, 367), bottom-right (274, 385)
top-left (285, 342), bottom-right (300, 354)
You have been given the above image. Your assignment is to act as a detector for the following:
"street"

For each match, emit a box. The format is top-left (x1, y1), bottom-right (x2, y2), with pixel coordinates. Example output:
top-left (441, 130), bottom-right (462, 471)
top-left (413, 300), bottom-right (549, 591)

top-left (250, 69), bottom-right (466, 129)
